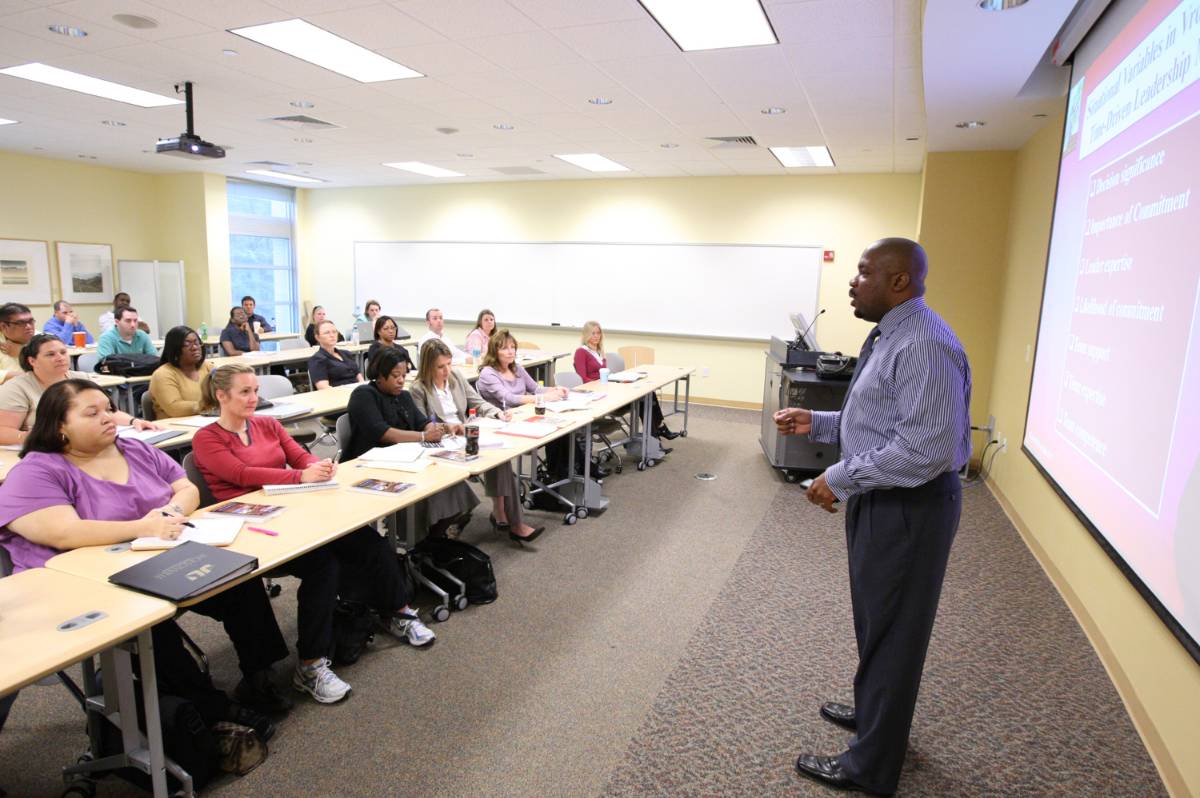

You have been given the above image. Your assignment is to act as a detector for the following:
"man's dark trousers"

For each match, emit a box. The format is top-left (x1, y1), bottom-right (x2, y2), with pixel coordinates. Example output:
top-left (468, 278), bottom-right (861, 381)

top-left (838, 471), bottom-right (961, 794)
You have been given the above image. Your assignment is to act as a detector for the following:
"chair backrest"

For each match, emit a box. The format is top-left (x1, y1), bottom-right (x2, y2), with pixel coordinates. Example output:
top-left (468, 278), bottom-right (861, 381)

top-left (140, 391), bottom-right (157, 421)
top-left (78, 352), bottom-right (100, 372)
top-left (517, 341), bottom-right (540, 350)
top-left (555, 371), bottom-right (582, 389)
top-left (0, 545), bottom-right (13, 578)
top-left (605, 352), bottom-right (626, 372)
top-left (279, 337), bottom-right (308, 351)
top-left (256, 374), bottom-right (296, 400)
top-left (335, 414), bottom-right (353, 461)
top-left (182, 452), bottom-right (217, 507)
top-left (618, 345), bottom-right (655, 368)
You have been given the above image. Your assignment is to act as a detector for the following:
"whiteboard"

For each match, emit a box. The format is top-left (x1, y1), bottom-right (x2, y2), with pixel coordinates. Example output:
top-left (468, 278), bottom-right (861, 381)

top-left (353, 240), bottom-right (822, 341)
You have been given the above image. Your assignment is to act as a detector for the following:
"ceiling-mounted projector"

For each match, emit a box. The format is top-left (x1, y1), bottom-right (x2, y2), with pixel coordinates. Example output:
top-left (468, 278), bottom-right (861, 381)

top-left (156, 81), bottom-right (224, 159)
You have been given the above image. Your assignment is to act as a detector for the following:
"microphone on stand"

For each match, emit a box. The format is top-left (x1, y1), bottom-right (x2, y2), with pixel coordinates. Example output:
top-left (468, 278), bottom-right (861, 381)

top-left (797, 309), bottom-right (825, 350)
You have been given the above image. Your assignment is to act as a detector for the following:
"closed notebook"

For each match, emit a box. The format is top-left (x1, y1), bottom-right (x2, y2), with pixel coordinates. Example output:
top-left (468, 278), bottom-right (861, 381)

top-left (262, 480), bottom-right (338, 495)
top-left (118, 426), bottom-right (185, 446)
top-left (349, 478), bottom-right (414, 495)
top-left (130, 517), bottom-right (243, 551)
top-left (207, 501), bottom-right (285, 520)
top-left (109, 541), bottom-right (258, 602)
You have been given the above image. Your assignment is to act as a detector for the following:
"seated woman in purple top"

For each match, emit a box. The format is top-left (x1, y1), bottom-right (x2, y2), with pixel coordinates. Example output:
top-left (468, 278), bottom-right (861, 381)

top-left (0, 379), bottom-right (294, 737)
top-left (475, 328), bottom-right (567, 410)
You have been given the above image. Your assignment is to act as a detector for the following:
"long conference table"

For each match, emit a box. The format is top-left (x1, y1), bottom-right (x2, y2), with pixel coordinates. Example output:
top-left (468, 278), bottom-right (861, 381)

top-left (3, 363), bottom-right (694, 796)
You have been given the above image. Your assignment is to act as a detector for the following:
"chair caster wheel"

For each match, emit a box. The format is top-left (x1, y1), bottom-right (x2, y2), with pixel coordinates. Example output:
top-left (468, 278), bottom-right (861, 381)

top-left (432, 606), bottom-right (451, 622)
top-left (564, 513), bottom-right (578, 525)
top-left (679, 430), bottom-right (688, 438)
top-left (637, 462), bottom-right (647, 471)
top-left (576, 507), bottom-right (589, 520)
top-left (454, 595), bottom-right (469, 611)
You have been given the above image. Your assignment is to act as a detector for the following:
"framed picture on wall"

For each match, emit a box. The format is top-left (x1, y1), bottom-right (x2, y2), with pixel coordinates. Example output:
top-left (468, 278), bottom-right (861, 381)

top-left (0, 238), bottom-right (53, 305)
top-left (56, 241), bottom-right (114, 304)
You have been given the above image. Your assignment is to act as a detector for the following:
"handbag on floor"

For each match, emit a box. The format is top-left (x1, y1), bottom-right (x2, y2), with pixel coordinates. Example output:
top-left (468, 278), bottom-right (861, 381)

top-left (415, 537), bottom-right (498, 605)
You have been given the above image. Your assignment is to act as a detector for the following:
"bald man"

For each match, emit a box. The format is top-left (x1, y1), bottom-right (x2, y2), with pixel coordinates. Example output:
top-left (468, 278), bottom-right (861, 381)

top-left (775, 238), bottom-right (972, 795)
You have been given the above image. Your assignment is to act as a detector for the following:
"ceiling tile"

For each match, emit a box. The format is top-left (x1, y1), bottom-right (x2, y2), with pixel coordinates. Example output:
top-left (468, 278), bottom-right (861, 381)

top-left (768, 0), bottom-right (894, 43)
top-left (304, 4), bottom-right (446, 50)
top-left (378, 41), bottom-right (499, 76)
top-left (552, 18), bottom-right (676, 62)
top-left (390, 0), bottom-right (539, 40)
top-left (505, 0), bottom-right (645, 29)
top-left (461, 29), bottom-right (582, 71)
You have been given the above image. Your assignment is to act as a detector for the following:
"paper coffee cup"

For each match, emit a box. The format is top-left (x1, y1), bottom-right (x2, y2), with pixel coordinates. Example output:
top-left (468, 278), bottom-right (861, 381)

top-left (599, 368), bottom-right (610, 383)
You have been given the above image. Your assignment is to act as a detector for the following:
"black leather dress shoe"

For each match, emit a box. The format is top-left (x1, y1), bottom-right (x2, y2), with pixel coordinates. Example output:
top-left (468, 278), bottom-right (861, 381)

top-left (794, 754), bottom-right (866, 793)
top-left (820, 701), bottom-right (857, 731)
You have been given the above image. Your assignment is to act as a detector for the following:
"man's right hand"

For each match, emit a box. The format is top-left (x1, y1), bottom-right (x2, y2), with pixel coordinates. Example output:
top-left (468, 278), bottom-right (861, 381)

top-left (773, 407), bottom-right (812, 436)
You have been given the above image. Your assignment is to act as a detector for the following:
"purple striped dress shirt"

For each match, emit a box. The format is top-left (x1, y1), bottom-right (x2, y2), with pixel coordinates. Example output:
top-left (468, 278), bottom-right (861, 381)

top-left (810, 297), bottom-right (972, 501)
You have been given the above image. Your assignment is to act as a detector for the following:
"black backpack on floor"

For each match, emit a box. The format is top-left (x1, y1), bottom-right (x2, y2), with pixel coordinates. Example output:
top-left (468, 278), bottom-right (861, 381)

top-left (416, 538), bottom-right (498, 605)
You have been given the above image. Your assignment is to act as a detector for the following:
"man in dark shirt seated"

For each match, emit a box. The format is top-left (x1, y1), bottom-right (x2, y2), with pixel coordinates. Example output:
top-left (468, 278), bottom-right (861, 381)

top-left (220, 306), bottom-right (260, 355)
top-left (241, 295), bottom-right (273, 333)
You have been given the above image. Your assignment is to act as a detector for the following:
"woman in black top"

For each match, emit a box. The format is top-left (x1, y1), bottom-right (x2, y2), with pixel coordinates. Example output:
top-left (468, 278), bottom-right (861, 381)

top-left (303, 305), bottom-right (344, 347)
top-left (366, 315), bottom-right (413, 370)
top-left (307, 320), bottom-right (362, 389)
top-left (346, 348), bottom-right (478, 535)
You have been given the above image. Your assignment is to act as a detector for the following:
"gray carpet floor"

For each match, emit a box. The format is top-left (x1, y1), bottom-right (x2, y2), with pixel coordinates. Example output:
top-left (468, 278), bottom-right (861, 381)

top-left (0, 405), bottom-right (1164, 796)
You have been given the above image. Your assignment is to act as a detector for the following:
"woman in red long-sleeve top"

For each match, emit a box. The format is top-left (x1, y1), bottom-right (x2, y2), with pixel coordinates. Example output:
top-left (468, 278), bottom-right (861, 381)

top-left (192, 364), bottom-right (437, 706)
top-left (573, 320), bottom-right (678, 440)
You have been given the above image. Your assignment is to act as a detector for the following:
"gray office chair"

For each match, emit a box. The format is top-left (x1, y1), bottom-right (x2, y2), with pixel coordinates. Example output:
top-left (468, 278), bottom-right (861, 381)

top-left (78, 352), bottom-right (100, 372)
top-left (277, 337), bottom-right (312, 392)
top-left (605, 352), bottom-right (626, 372)
top-left (334, 414), bottom-right (353, 462)
top-left (556, 372), bottom-right (623, 474)
top-left (257, 374), bottom-right (319, 449)
top-left (278, 338), bottom-right (308, 351)
top-left (139, 391), bottom-right (157, 421)
top-left (182, 452), bottom-right (218, 507)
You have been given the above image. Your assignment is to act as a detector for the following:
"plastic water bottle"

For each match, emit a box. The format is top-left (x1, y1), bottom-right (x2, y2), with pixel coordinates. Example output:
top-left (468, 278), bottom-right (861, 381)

top-left (198, 321), bottom-right (208, 340)
top-left (350, 324), bottom-right (360, 344)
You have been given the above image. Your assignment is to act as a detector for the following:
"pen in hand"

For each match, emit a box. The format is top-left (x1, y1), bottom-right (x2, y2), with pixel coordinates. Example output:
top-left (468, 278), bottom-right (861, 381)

top-left (162, 511), bottom-right (196, 528)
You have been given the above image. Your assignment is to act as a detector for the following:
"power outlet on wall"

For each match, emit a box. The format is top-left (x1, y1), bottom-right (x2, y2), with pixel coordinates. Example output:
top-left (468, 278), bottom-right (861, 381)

top-left (701, 366), bottom-right (710, 377)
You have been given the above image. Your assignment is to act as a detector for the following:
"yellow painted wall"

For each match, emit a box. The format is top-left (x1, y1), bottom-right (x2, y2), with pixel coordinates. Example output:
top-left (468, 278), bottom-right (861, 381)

top-left (0, 151), bottom-right (229, 337)
top-left (985, 113), bottom-right (1200, 796)
top-left (297, 174), bottom-right (922, 404)
top-left (916, 151), bottom-right (1017, 432)
top-left (0, 150), bottom-right (159, 334)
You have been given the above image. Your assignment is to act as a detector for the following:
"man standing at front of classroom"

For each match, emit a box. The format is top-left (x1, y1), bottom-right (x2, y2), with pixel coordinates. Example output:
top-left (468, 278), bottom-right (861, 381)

top-left (774, 237), bottom-right (971, 796)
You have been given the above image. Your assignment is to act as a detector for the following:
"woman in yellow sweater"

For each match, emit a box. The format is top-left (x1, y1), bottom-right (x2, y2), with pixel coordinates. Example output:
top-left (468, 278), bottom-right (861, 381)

top-left (149, 325), bottom-right (214, 418)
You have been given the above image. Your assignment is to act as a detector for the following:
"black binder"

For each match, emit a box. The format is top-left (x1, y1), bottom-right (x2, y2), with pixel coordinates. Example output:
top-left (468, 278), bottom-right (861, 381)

top-left (109, 541), bottom-right (258, 602)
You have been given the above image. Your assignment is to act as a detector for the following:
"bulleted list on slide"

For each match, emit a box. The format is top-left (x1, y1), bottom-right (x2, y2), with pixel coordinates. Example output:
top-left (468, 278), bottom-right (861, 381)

top-left (1056, 114), bottom-right (1198, 515)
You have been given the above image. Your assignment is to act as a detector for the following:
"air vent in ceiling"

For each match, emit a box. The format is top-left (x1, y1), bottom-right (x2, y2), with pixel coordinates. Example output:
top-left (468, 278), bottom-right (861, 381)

top-left (263, 115), bottom-right (343, 131)
top-left (492, 166), bottom-right (546, 175)
top-left (706, 135), bottom-right (758, 148)
top-left (244, 160), bottom-right (292, 168)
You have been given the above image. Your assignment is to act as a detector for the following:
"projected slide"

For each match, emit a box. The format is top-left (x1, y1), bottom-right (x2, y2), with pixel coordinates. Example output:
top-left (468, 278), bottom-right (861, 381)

top-left (1026, 0), bottom-right (1200, 654)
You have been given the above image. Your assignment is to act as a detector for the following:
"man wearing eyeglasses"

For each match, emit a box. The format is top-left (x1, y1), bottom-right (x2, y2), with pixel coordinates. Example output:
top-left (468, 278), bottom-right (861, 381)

top-left (0, 303), bottom-right (37, 384)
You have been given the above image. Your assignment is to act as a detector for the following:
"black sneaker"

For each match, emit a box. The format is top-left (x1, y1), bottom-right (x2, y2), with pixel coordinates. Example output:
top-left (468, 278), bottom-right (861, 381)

top-left (235, 668), bottom-right (294, 715)
top-left (225, 704), bottom-right (277, 743)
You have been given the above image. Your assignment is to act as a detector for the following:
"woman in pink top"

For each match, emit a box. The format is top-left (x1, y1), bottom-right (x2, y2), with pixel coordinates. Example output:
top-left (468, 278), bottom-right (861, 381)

top-left (573, 320), bottom-right (678, 441)
top-left (465, 308), bottom-right (497, 360)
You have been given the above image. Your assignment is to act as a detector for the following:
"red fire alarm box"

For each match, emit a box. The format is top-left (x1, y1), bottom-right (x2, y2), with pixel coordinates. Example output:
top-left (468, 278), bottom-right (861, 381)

top-left (823, 250), bottom-right (835, 262)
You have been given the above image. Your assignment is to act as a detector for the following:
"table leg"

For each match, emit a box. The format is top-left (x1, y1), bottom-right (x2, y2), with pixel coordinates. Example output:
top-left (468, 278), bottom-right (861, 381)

top-left (135, 629), bottom-right (170, 797)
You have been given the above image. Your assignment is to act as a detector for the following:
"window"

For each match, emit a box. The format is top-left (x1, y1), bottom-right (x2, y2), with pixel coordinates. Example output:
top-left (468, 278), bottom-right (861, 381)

top-left (227, 180), bottom-right (298, 332)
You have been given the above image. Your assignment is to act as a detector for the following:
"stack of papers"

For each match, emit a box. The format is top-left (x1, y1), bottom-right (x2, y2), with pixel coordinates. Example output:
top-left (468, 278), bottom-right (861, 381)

top-left (130, 516), bottom-right (244, 551)
top-left (256, 404), bottom-right (310, 420)
top-left (608, 370), bottom-right (647, 383)
top-left (357, 442), bottom-right (431, 472)
top-left (168, 415), bottom-right (219, 428)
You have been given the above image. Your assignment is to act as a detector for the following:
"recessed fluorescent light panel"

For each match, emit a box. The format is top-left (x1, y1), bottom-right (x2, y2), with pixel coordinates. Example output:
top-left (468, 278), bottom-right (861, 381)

top-left (769, 146), bottom-right (835, 168)
top-left (0, 117), bottom-right (18, 126)
top-left (638, 0), bottom-right (777, 51)
top-left (0, 63), bottom-right (181, 107)
top-left (229, 19), bottom-right (423, 83)
top-left (245, 169), bottom-right (324, 184)
top-left (554, 153), bottom-right (631, 172)
top-left (383, 161), bottom-right (464, 178)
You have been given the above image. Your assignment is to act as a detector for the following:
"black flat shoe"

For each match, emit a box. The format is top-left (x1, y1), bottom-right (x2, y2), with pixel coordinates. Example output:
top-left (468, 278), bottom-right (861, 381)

top-left (235, 669), bottom-right (293, 715)
top-left (656, 426), bottom-right (680, 440)
top-left (820, 701), bottom-right (857, 731)
top-left (489, 513), bottom-right (511, 532)
top-left (794, 754), bottom-right (869, 793)
top-left (509, 526), bottom-right (545, 545)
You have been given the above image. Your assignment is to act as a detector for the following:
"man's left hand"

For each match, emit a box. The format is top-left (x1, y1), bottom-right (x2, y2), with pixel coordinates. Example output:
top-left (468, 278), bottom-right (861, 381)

top-left (806, 473), bottom-right (838, 513)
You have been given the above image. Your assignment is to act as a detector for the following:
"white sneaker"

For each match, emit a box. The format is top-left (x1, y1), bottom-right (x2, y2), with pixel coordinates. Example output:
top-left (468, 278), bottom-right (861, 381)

top-left (292, 658), bottom-right (351, 704)
top-left (387, 613), bottom-right (436, 647)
